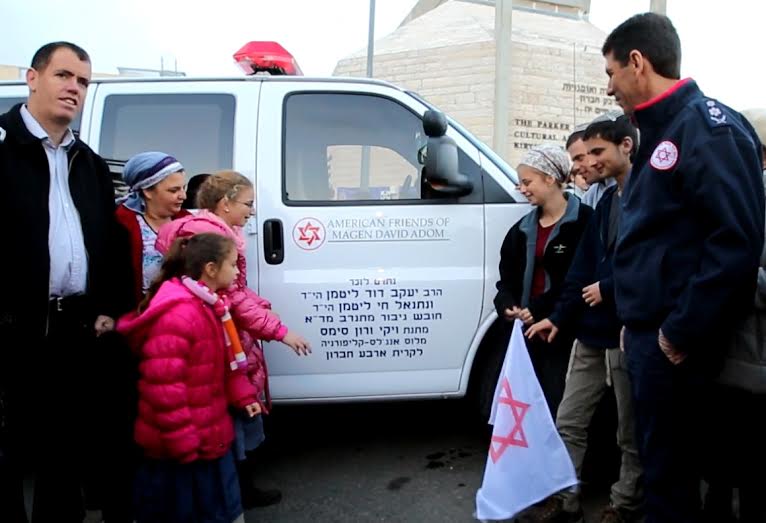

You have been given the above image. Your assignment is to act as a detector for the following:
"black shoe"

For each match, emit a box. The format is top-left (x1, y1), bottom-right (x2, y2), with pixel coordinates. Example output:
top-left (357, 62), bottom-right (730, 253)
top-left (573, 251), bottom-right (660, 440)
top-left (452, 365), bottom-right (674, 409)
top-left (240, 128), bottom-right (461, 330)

top-left (242, 486), bottom-right (282, 509)
top-left (517, 497), bottom-right (583, 523)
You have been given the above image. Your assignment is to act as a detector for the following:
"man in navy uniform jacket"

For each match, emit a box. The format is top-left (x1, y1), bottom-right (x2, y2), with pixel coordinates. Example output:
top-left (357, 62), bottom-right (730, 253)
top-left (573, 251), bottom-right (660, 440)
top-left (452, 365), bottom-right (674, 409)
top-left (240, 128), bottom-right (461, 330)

top-left (602, 13), bottom-right (764, 523)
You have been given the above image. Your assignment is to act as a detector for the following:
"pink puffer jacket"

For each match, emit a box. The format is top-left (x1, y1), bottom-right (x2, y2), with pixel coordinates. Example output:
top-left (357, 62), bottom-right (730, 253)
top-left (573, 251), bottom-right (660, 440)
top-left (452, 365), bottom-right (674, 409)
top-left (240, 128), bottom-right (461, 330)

top-left (117, 278), bottom-right (257, 463)
top-left (156, 211), bottom-right (287, 403)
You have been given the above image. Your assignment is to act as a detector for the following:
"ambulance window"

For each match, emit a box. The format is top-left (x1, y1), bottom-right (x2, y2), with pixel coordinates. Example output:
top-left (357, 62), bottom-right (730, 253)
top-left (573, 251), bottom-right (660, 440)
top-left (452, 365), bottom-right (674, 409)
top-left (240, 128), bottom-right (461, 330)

top-left (99, 93), bottom-right (235, 176)
top-left (284, 93), bottom-right (426, 203)
top-left (0, 97), bottom-right (25, 115)
top-left (0, 97), bottom-right (82, 132)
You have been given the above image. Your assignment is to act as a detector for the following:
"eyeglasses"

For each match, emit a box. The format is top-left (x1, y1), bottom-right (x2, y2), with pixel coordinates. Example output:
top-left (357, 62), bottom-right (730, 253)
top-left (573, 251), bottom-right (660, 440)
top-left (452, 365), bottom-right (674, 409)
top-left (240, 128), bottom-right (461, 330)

top-left (233, 200), bottom-right (255, 209)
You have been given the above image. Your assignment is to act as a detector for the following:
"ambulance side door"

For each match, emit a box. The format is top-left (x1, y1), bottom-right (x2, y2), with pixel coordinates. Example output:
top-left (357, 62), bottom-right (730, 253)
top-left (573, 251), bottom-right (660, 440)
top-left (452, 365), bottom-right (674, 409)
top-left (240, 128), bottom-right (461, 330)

top-left (255, 81), bottom-right (486, 401)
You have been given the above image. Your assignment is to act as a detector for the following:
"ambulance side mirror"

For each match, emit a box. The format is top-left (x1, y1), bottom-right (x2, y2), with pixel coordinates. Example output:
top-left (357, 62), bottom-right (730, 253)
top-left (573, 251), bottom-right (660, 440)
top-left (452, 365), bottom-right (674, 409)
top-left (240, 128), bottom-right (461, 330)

top-left (422, 110), bottom-right (473, 197)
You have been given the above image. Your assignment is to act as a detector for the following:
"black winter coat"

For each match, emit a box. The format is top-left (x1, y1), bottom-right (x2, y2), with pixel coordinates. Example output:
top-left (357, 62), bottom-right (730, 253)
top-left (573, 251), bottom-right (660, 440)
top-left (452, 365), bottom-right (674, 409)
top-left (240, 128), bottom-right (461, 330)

top-left (494, 195), bottom-right (593, 322)
top-left (0, 104), bottom-right (132, 338)
top-left (549, 185), bottom-right (622, 349)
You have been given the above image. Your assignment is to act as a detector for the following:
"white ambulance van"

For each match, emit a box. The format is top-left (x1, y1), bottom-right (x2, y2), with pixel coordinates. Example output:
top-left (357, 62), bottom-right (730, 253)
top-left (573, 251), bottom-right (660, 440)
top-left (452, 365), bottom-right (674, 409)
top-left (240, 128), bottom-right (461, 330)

top-left (0, 42), bottom-right (531, 415)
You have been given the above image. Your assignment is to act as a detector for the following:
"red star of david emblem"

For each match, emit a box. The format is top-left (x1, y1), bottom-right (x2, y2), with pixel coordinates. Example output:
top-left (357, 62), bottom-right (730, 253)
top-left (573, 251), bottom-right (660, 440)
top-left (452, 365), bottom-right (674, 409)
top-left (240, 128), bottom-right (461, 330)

top-left (651, 141), bottom-right (679, 171)
top-left (298, 221), bottom-right (321, 246)
top-left (489, 378), bottom-right (530, 463)
top-left (656, 148), bottom-right (671, 162)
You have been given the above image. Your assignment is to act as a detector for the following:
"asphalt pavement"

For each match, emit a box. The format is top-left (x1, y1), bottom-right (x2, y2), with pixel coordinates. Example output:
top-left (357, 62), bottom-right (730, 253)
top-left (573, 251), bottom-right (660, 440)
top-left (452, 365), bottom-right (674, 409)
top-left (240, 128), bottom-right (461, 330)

top-left (244, 398), bottom-right (614, 522)
top-left (70, 396), bottom-right (615, 522)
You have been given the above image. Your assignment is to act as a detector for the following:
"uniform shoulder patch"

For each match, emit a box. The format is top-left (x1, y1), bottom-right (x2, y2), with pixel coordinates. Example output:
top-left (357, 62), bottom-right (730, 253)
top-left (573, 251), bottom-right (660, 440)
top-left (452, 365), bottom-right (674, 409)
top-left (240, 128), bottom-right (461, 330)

top-left (696, 98), bottom-right (730, 129)
top-left (0, 126), bottom-right (5, 143)
top-left (650, 140), bottom-right (679, 171)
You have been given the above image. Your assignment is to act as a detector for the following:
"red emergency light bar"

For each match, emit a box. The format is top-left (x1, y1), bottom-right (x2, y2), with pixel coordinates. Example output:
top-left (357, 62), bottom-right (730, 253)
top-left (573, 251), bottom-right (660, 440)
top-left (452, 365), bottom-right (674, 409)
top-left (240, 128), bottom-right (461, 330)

top-left (233, 41), bottom-right (303, 76)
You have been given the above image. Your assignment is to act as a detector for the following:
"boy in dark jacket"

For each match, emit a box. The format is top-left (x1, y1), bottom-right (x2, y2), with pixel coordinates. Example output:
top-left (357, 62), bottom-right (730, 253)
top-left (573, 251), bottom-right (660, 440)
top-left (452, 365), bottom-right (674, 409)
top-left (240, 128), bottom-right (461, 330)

top-left (526, 114), bottom-right (641, 523)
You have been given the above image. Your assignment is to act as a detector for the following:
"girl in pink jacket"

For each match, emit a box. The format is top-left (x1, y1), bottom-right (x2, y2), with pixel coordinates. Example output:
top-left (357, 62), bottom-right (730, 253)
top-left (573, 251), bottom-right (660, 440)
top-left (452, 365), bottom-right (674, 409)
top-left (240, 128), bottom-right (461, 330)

top-left (156, 170), bottom-right (310, 508)
top-left (118, 233), bottom-right (259, 523)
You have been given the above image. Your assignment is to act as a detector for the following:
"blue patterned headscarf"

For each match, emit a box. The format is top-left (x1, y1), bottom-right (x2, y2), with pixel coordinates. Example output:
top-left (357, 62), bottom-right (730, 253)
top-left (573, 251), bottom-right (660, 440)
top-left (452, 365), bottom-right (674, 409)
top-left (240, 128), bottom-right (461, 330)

top-left (119, 151), bottom-right (184, 214)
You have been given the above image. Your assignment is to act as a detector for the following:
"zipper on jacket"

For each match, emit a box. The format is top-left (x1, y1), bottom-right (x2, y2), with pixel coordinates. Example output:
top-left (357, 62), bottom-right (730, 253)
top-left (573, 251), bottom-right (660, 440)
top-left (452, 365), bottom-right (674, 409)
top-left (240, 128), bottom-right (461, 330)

top-left (67, 149), bottom-right (79, 173)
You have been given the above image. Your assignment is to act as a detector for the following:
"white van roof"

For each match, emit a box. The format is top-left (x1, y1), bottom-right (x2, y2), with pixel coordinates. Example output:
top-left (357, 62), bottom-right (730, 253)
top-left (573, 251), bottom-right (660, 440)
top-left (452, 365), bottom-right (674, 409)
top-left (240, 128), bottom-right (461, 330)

top-left (0, 75), bottom-right (404, 90)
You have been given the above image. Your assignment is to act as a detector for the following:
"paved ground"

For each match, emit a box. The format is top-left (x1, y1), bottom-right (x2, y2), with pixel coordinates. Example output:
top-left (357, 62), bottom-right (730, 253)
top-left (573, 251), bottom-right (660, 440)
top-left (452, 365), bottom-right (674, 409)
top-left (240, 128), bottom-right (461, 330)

top-left (69, 397), bottom-right (616, 522)
top-left (247, 399), bottom-right (487, 522)
top-left (243, 398), bottom-right (614, 522)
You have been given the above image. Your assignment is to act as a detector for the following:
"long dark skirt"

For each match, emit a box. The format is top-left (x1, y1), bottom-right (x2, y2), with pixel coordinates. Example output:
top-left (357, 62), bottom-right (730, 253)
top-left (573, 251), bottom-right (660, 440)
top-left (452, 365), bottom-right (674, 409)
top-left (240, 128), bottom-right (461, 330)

top-left (524, 331), bottom-right (574, 419)
top-left (134, 451), bottom-right (243, 523)
top-left (495, 321), bottom-right (573, 420)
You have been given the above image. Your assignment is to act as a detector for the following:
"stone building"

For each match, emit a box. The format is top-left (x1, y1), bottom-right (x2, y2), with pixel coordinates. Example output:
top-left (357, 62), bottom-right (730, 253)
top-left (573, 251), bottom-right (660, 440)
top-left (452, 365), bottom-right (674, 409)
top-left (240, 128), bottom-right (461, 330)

top-left (334, 0), bottom-right (616, 166)
top-left (0, 65), bottom-right (24, 81)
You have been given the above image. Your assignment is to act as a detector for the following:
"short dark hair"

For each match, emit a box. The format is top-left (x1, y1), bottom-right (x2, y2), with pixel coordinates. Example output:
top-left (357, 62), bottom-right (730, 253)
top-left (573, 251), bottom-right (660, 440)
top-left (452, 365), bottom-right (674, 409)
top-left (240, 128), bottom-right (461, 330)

top-left (183, 173), bottom-right (212, 210)
top-left (30, 42), bottom-right (90, 71)
top-left (565, 130), bottom-right (585, 150)
top-left (583, 115), bottom-right (638, 156)
top-left (602, 13), bottom-right (681, 80)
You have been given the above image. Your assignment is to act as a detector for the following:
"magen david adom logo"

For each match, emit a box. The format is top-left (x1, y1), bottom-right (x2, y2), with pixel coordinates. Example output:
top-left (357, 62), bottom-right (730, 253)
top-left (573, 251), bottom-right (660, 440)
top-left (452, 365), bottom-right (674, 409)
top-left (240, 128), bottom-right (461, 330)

top-left (650, 140), bottom-right (679, 171)
top-left (293, 218), bottom-right (326, 251)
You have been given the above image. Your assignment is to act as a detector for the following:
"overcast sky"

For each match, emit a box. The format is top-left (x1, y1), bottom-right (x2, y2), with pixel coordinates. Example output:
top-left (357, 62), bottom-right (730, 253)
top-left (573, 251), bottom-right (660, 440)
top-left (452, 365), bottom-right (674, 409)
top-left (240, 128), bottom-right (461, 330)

top-left (2, 0), bottom-right (763, 110)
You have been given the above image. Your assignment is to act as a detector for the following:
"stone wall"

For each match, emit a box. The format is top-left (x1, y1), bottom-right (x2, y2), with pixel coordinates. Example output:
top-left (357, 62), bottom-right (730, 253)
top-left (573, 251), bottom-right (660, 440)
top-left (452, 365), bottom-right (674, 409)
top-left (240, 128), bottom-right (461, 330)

top-left (334, 3), bottom-right (614, 166)
top-left (0, 65), bottom-right (23, 81)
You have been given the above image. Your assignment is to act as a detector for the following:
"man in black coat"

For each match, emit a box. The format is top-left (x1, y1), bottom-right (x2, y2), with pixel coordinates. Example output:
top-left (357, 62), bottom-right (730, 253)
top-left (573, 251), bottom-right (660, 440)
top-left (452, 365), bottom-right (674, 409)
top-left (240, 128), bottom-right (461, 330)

top-left (0, 42), bottom-right (132, 522)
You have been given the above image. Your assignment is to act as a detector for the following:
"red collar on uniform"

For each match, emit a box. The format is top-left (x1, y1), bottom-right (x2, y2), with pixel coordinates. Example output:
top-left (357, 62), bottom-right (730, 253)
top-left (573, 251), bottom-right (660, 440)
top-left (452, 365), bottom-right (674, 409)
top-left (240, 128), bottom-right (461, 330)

top-left (634, 78), bottom-right (693, 112)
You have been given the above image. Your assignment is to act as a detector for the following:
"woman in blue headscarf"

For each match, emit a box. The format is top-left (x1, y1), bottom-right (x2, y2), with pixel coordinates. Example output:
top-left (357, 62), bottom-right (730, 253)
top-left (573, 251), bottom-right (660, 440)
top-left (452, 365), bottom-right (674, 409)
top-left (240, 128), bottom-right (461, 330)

top-left (115, 151), bottom-right (189, 305)
top-left (104, 152), bottom-right (189, 522)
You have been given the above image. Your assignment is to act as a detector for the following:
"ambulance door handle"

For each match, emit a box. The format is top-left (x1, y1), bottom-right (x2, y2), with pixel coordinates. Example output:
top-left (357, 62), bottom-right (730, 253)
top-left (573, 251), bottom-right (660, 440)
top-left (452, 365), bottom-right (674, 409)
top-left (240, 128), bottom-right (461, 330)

top-left (263, 219), bottom-right (284, 265)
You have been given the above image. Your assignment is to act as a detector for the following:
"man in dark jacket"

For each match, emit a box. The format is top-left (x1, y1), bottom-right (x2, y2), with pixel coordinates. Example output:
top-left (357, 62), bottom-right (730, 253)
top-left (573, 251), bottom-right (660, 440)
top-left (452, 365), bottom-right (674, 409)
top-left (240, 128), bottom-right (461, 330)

top-left (0, 42), bottom-right (132, 522)
top-left (603, 14), bottom-right (764, 523)
top-left (526, 113), bottom-right (641, 523)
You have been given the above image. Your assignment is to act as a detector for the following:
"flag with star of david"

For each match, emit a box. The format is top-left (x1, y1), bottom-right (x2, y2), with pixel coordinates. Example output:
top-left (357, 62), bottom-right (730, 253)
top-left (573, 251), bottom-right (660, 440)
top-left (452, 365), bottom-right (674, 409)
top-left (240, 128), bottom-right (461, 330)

top-left (475, 320), bottom-right (577, 521)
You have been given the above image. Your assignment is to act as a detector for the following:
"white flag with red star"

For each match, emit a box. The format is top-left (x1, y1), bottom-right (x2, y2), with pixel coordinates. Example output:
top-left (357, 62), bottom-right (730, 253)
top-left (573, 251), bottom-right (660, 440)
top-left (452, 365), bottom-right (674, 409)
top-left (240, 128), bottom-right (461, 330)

top-left (475, 320), bottom-right (577, 521)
